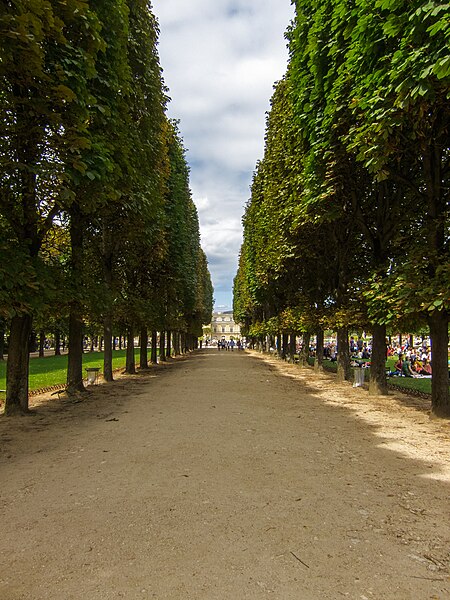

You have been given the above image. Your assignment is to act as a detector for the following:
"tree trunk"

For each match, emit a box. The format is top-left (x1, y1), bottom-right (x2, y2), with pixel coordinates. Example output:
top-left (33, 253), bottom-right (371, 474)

top-left (289, 333), bottom-right (296, 358)
top-left (4, 99), bottom-right (45, 413)
top-left (166, 330), bottom-right (172, 359)
top-left (0, 319), bottom-right (5, 360)
top-left (159, 330), bottom-right (166, 361)
top-left (150, 330), bottom-right (158, 364)
top-left (28, 330), bottom-right (37, 353)
top-left (67, 209), bottom-right (86, 394)
top-left (423, 131), bottom-right (448, 418)
top-left (173, 331), bottom-right (180, 356)
top-left (54, 329), bottom-right (61, 355)
top-left (314, 328), bottom-right (324, 372)
top-left (140, 327), bottom-right (148, 369)
top-left (275, 333), bottom-right (281, 357)
top-left (125, 326), bottom-right (136, 374)
top-left (5, 314), bottom-right (32, 415)
top-left (429, 310), bottom-right (449, 418)
top-left (336, 327), bottom-right (351, 382)
top-left (101, 224), bottom-right (115, 380)
top-left (38, 330), bottom-right (45, 357)
top-left (368, 323), bottom-right (388, 395)
top-left (281, 333), bottom-right (289, 359)
top-left (103, 314), bottom-right (114, 382)
top-left (67, 308), bottom-right (85, 393)
top-left (299, 332), bottom-right (310, 366)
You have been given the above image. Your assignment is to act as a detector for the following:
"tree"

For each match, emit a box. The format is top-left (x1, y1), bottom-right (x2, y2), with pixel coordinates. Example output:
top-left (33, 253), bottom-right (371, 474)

top-left (0, 0), bottom-right (102, 414)
top-left (344, 0), bottom-right (450, 415)
top-left (237, 0), bottom-right (449, 417)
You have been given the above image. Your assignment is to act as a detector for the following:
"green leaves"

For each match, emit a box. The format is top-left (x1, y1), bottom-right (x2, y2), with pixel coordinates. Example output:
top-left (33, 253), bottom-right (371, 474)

top-left (236, 0), bottom-right (449, 343)
top-left (433, 54), bottom-right (450, 78)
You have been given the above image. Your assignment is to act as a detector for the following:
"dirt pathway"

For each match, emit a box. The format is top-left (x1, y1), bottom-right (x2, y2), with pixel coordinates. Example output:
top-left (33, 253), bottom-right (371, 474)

top-left (0, 349), bottom-right (449, 599)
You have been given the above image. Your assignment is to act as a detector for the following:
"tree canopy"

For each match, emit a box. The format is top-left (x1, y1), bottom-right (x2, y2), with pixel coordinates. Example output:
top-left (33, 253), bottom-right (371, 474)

top-left (234, 0), bottom-right (449, 417)
top-left (0, 0), bottom-right (213, 414)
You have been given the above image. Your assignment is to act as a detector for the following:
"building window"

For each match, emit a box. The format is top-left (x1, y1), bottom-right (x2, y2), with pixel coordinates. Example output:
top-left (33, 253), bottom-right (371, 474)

top-left (222, 327), bottom-right (225, 333)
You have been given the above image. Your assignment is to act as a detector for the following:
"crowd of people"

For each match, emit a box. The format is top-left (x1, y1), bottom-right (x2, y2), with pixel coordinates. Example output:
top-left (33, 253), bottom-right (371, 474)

top-left (216, 339), bottom-right (245, 351)
top-left (387, 348), bottom-right (433, 378)
top-left (209, 335), bottom-right (438, 378)
top-left (322, 339), bottom-right (434, 378)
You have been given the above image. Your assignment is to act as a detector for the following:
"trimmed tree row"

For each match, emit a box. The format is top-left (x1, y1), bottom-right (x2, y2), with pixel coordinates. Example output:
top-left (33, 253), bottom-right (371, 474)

top-left (0, 1), bottom-right (213, 415)
top-left (233, 0), bottom-right (449, 418)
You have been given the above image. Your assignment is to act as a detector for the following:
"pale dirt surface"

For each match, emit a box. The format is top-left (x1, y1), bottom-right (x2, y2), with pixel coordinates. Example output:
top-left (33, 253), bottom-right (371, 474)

top-left (0, 349), bottom-right (449, 600)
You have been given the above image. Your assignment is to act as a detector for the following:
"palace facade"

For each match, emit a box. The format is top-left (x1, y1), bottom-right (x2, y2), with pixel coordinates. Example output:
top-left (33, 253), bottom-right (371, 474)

top-left (209, 310), bottom-right (241, 342)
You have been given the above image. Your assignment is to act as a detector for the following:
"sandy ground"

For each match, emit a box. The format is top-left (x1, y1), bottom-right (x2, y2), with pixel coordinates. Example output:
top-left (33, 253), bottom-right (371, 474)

top-left (0, 348), bottom-right (449, 600)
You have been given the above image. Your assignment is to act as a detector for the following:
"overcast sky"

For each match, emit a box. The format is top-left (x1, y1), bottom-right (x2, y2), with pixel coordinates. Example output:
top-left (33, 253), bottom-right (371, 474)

top-left (151, 0), bottom-right (294, 310)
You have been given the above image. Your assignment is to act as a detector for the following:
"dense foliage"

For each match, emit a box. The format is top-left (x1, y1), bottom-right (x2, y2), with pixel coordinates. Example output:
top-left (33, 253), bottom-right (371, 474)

top-left (0, 0), bottom-right (213, 414)
top-left (234, 0), bottom-right (449, 417)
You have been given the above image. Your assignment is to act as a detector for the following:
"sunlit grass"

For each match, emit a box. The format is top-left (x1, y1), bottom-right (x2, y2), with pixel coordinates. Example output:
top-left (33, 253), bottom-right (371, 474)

top-left (0, 350), bottom-right (139, 398)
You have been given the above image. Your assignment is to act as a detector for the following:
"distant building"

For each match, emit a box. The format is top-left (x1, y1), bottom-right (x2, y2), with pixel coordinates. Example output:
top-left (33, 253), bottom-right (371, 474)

top-left (209, 310), bottom-right (241, 342)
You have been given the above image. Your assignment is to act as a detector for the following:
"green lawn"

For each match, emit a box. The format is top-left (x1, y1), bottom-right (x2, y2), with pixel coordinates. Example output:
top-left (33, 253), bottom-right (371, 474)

top-left (0, 350), bottom-right (140, 399)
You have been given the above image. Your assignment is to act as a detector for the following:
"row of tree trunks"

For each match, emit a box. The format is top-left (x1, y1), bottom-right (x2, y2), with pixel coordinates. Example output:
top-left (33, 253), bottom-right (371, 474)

top-left (125, 327), bottom-right (192, 373)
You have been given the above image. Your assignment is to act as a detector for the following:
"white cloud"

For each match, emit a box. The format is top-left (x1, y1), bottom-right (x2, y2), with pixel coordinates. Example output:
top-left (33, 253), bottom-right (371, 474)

top-left (151, 0), bottom-right (294, 308)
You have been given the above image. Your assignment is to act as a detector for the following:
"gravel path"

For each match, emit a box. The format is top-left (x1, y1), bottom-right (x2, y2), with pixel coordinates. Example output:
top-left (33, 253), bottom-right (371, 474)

top-left (0, 349), bottom-right (449, 599)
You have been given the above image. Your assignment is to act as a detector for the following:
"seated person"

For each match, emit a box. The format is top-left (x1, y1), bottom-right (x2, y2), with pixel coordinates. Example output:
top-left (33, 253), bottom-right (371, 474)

top-left (412, 358), bottom-right (423, 373)
top-left (402, 356), bottom-right (419, 378)
top-left (388, 356), bottom-right (403, 376)
top-left (419, 358), bottom-right (432, 376)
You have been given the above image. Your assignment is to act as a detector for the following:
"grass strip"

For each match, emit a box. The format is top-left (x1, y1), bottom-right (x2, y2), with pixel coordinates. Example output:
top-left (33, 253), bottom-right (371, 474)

top-left (0, 350), bottom-right (140, 398)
